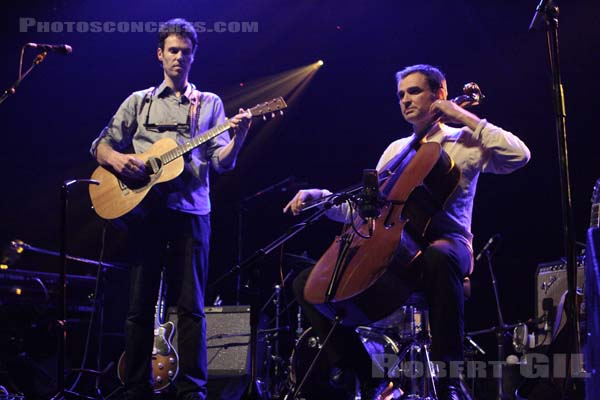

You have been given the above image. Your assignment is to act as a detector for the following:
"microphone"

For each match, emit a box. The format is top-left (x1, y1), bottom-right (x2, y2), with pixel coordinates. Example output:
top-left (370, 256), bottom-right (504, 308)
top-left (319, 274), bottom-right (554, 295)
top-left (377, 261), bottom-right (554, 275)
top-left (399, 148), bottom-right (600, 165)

top-left (358, 169), bottom-right (383, 235)
top-left (26, 43), bottom-right (73, 55)
top-left (474, 233), bottom-right (501, 262)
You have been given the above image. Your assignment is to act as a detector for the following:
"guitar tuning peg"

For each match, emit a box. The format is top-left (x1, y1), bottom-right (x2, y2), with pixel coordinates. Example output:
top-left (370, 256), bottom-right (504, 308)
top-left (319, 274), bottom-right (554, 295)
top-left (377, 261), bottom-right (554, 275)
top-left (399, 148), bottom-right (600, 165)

top-left (271, 112), bottom-right (275, 118)
top-left (262, 115), bottom-right (267, 121)
top-left (280, 110), bottom-right (284, 115)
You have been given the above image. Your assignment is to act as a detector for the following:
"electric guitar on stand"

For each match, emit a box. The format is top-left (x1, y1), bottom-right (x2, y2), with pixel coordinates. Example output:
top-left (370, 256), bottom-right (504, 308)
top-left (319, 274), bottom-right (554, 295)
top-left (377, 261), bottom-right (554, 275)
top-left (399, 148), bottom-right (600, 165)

top-left (89, 97), bottom-right (287, 219)
top-left (118, 268), bottom-right (178, 392)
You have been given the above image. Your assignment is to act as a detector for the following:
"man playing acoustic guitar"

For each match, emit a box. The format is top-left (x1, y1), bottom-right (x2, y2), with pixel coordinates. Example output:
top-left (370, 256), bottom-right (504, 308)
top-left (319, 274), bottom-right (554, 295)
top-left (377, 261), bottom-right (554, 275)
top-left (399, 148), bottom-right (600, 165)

top-left (284, 64), bottom-right (530, 399)
top-left (90, 18), bottom-right (251, 400)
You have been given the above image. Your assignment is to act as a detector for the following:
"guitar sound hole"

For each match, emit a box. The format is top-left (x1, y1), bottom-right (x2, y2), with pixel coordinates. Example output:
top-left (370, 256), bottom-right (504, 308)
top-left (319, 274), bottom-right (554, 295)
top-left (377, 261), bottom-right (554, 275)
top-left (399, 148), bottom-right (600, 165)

top-left (146, 157), bottom-right (163, 175)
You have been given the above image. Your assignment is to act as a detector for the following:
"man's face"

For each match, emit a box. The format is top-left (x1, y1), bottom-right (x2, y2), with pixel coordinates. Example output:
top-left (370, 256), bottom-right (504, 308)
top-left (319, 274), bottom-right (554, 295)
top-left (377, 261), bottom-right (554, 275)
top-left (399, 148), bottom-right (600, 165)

top-left (157, 35), bottom-right (195, 80)
top-left (397, 72), bottom-right (441, 126)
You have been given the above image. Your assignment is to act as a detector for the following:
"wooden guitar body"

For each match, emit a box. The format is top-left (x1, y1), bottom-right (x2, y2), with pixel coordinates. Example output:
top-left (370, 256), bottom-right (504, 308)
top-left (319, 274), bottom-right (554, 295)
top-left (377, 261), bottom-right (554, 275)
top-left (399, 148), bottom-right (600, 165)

top-left (89, 138), bottom-right (183, 220)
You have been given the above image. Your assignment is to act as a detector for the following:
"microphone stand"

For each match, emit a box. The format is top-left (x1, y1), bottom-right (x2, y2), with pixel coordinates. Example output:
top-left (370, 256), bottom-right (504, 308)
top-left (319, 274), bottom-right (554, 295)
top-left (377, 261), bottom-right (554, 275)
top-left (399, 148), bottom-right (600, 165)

top-left (235, 177), bottom-right (298, 305)
top-left (529, 2), bottom-right (583, 393)
top-left (485, 249), bottom-right (508, 400)
top-left (0, 47), bottom-right (49, 105)
top-left (465, 236), bottom-right (518, 400)
top-left (51, 179), bottom-right (100, 400)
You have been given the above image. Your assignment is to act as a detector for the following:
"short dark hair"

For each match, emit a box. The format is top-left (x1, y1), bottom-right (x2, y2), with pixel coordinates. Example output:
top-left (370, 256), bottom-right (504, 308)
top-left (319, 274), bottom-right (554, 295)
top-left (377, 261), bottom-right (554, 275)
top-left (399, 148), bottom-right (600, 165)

top-left (158, 18), bottom-right (198, 50)
top-left (395, 64), bottom-right (446, 93)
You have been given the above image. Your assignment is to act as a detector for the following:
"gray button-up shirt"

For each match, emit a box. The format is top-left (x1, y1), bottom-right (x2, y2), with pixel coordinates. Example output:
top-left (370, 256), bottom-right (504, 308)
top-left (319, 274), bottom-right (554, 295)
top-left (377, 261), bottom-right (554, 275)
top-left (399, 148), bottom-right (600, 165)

top-left (90, 81), bottom-right (232, 215)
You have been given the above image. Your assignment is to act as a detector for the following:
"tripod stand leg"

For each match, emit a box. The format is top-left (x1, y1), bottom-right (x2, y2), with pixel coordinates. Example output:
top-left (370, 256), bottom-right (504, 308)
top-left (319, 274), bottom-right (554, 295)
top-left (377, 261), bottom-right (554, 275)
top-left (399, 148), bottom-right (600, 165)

top-left (292, 316), bottom-right (341, 399)
top-left (422, 343), bottom-right (437, 399)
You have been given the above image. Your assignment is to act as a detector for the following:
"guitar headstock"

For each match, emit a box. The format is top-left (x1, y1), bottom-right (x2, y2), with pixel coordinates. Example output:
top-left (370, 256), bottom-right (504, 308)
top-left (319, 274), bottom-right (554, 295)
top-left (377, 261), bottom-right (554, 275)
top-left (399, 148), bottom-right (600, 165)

top-left (248, 97), bottom-right (287, 120)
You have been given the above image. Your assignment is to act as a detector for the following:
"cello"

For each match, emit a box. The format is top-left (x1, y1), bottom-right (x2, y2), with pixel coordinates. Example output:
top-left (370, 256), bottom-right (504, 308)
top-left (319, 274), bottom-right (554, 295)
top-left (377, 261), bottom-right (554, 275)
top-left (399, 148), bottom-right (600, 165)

top-left (303, 83), bottom-right (484, 326)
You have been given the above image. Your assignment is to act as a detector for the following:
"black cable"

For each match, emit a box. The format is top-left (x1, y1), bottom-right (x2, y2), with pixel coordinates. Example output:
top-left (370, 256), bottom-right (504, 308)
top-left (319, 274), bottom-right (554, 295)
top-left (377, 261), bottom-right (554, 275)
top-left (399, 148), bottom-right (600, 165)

top-left (348, 199), bottom-right (371, 239)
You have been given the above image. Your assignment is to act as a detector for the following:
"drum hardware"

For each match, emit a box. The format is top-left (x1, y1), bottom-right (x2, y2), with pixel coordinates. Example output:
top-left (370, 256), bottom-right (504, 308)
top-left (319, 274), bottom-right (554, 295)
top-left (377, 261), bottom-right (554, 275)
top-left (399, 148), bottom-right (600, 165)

top-left (356, 298), bottom-right (438, 400)
top-left (258, 283), bottom-right (290, 399)
top-left (284, 318), bottom-right (344, 400)
top-left (464, 234), bottom-right (536, 400)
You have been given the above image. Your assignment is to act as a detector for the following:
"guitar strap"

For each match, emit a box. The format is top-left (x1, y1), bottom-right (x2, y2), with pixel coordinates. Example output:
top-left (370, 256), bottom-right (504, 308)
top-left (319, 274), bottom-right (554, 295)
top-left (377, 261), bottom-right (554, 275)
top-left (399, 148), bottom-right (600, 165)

top-left (138, 86), bottom-right (201, 136)
top-left (188, 89), bottom-right (202, 137)
top-left (139, 86), bottom-right (156, 115)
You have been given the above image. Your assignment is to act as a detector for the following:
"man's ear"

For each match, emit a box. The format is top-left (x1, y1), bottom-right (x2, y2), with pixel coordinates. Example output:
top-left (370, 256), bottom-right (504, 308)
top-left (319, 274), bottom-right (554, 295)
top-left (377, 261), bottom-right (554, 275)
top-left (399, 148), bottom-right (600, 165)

top-left (157, 47), bottom-right (164, 63)
top-left (438, 80), bottom-right (448, 100)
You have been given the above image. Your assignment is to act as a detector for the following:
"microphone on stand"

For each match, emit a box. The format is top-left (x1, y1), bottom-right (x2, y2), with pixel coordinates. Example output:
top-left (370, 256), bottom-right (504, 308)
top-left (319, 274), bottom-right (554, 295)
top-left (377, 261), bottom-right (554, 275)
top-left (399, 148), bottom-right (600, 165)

top-left (475, 233), bottom-right (502, 262)
top-left (26, 43), bottom-right (73, 55)
top-left (358, 169), bottom-right (383, 236)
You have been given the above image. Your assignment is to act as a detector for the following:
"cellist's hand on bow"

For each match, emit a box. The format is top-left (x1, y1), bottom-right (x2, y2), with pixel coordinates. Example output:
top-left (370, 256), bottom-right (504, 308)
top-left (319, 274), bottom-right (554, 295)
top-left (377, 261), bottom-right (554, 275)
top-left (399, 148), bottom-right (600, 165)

top-left (430, 100), bottom-right (481, 131)
top-left (283, 189), bottom-right (326, 216)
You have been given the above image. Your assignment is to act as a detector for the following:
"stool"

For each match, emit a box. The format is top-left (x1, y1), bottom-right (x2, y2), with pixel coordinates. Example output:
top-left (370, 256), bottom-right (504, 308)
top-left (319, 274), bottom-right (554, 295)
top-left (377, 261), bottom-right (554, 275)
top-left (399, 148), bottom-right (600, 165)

top-left (355, 276), bottom-right (471, 399)
top-left (356, 291), bottom-right (437, 399)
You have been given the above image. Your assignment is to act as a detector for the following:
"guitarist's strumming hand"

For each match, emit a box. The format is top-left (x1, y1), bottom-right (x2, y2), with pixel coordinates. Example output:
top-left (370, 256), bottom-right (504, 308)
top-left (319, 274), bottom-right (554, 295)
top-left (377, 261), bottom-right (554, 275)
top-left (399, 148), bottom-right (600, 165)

top-left (95, 143), bottom-right (148, 181)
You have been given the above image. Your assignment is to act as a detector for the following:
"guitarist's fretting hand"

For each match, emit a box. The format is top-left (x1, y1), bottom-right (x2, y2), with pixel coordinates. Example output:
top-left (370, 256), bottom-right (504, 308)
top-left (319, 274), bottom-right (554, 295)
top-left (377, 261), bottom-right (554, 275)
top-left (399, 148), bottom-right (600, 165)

top-left (96, 143), bottom-right (148, 181)
top-left (217, 108), bottom-right (252, 168)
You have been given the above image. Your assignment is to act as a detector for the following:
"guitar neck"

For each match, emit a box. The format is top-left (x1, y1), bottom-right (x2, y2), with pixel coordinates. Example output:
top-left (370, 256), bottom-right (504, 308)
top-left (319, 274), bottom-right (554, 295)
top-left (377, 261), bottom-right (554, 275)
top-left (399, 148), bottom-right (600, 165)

top-left (159, 120), bottom-right (233, 165)
top-left (154, 269), bottom-right (166, 329)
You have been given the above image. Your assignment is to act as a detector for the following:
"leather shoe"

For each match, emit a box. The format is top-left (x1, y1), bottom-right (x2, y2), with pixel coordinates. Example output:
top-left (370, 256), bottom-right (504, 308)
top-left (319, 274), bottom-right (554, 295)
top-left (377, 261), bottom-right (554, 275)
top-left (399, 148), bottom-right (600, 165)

top-left (329, 366), bottom-right (357, 395)
top-left (438, 384), bottom-right (462, 400)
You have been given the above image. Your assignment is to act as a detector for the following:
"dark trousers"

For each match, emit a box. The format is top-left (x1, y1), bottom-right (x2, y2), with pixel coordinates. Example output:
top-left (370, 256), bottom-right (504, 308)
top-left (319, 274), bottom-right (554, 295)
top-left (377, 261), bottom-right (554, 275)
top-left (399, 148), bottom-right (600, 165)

top-left (124, 208), bottom-right (210, 400)
top-left (292, 237), bottom-right (472, 377)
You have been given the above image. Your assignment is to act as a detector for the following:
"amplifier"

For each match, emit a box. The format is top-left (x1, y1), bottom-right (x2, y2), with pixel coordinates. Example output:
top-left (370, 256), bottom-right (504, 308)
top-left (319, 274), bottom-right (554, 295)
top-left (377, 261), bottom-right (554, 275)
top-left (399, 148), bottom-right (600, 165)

top-left (534, 258), bottom-right (585, 347)
top-left (167, 305), bottom-right (251, 378)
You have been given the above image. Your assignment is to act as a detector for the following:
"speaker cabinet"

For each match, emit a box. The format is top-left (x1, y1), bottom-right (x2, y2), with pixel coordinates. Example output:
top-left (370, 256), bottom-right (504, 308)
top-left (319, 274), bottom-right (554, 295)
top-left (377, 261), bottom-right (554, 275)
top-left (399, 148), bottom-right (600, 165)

top-left (534, 258), bottom-right (584, 347)
top-left (167, 305), bottom-right (251, 377)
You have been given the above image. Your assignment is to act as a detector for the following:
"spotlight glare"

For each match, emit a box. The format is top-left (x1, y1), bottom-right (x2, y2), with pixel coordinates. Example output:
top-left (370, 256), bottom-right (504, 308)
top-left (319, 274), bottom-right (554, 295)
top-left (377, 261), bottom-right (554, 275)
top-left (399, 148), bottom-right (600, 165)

top-left (317, 60), bottom-right (324, 66)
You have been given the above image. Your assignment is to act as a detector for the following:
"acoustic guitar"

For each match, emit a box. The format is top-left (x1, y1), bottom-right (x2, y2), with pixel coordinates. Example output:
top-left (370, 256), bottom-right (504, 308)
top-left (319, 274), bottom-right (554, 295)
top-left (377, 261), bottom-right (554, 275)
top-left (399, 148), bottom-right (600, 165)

top-left (89, 97), bottom-right (287, 219)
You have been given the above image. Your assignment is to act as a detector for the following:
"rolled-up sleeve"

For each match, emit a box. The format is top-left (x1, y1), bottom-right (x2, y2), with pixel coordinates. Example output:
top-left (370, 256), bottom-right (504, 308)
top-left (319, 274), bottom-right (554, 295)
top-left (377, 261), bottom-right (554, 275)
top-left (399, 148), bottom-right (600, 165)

top-left (472, 119), bottom-right (531, 174)
top-left (90, 94), bottom-right (139, 157)
top-left (205, 95), bottom-right (232, 173)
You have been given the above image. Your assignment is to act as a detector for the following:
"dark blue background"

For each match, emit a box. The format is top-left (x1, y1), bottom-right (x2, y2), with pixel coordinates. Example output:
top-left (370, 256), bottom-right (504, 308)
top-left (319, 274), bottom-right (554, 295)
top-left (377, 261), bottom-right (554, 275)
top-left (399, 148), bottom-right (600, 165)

top-left (1, 0), bottom-right (598, 382)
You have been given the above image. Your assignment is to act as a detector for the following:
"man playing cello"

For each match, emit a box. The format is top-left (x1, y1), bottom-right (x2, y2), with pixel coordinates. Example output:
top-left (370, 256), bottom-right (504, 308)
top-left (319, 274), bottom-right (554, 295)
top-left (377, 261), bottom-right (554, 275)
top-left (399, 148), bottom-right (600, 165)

top-left (284, 64), bottom-right (530, 399)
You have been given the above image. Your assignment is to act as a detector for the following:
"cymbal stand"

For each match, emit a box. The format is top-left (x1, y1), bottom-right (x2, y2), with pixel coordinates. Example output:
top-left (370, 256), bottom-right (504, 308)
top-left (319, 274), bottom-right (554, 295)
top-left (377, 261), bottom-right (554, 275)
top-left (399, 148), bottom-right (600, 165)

top-left (466, 247), bottom-right (519, 400)
top-left (259, 278), bottom-right (296, 399)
